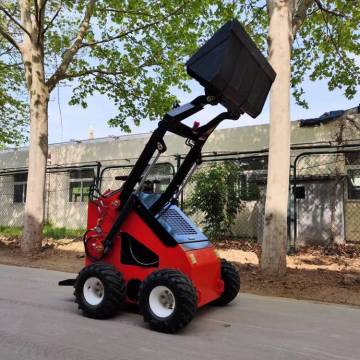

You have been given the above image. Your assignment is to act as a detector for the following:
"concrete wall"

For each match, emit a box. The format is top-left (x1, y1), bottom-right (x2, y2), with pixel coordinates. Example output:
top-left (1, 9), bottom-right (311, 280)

top-left (0, 174), bottom-right (24, 226)
top-left (0, 172), bottom-right (89, 229)
top-left (2, 111), bottom-right (359, 171)
top-left (46, 172), bottom-right (88, 229)
top-left (0, 108), bottom-right (358, 241)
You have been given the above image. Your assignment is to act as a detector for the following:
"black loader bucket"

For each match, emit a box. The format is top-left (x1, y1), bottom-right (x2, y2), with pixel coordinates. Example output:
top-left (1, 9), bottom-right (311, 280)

top-left (186, 19), bottom-right (276, 118)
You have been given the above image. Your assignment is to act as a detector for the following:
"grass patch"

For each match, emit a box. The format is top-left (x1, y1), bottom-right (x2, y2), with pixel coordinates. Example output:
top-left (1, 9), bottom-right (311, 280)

top-left (0, 226), bottom-right (22, 237)
top-left (0, 225), bottom-right (85, 239)
top-left (43, 224), bottom-right (85, 239)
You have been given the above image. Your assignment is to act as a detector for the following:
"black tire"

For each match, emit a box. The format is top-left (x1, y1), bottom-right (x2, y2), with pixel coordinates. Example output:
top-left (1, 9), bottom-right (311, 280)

top-left (213, 259), bottom-right (240, 306)
top-left (139, 269), bottom-right (197, 333)
top-left (74, 263), bottom-right (126, 319)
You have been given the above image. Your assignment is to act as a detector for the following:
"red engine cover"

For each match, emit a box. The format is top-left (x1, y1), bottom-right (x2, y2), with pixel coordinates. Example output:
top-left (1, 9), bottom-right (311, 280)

top-left (84, 190), bottom-right (222, 307)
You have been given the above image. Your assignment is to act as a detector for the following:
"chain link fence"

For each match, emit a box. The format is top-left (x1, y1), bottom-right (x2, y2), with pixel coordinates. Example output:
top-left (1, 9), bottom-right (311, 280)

top-left (293, 149), bottom-right (360, 248)
top-left (1, 147), bottom-right (360, 247)
top-left (0, 169), bottom-right (91, 229)
top-left (0, 155), bottom-right (177, 230)
top-left (179, 155), bottom-right (268, 241)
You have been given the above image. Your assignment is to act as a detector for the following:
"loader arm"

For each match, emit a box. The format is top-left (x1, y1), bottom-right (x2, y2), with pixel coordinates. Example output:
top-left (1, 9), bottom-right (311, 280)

top-left (103, 95), bottom-right (240, 249)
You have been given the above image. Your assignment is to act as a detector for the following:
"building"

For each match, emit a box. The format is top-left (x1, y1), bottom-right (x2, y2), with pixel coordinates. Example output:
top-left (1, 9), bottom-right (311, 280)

top-left (0, 105), bottom-right (359, 246)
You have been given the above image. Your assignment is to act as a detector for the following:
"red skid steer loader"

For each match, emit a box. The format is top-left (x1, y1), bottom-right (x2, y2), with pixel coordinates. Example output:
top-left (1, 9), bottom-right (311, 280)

top-left (59, 19), bottom-right (275, 333)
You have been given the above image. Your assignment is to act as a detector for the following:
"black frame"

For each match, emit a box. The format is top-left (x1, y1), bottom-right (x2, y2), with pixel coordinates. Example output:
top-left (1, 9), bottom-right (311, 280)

top-left (102, 94), bottom-right (241, 248)
top-left (98, 162), bottom-right (176, 192)
top-left (68, 168), bottom-right (95, 203)
top-left (13, 172), bottom-right (28, 203)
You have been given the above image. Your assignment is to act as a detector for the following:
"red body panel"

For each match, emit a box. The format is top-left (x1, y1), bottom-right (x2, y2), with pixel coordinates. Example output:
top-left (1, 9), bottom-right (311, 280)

top-left (85, 190), bottom-right (223, 307)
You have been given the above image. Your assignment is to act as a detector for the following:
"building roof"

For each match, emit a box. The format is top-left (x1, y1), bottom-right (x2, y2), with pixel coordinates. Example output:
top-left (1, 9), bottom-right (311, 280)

top-left (0, 104), bottom-right (359, 172)
top-left (299, 105), bottom-right (360, 127)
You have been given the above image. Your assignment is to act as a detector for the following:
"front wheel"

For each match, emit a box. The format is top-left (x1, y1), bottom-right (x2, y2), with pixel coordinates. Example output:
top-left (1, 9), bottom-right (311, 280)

top-left (74, 263), bottom-right (126, 319)
top-left (139, 269), bottom-right (197, 333)
top-left (213, 259), bottom-right (240, 306)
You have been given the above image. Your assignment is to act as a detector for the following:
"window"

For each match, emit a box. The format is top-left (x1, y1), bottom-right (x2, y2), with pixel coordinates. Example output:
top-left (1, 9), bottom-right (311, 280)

top-left (345, 152), bottom-right (360, 165)
top-left (238, 174), bottom-right (260, 201)
top-left (347, 169), bottom-right (360, 199)
top-left (69, 169), bottom-right (94, 202)
top-left (147, 163), bottom-right (173, 193)
top-left (238, 157), bottom-right (268, 171)
top-left (293, 186), bottom-right (305, 199)
top-left (13, 173), bottom-right (27, 203)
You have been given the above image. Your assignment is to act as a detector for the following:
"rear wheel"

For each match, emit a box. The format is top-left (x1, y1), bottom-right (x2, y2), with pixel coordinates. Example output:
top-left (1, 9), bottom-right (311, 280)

top-left (74, 263), bottom-right (126, 319)
top-left (139, 269), bottom-right (197, 333)
top-left (213, 259), bottom-right (240, 306)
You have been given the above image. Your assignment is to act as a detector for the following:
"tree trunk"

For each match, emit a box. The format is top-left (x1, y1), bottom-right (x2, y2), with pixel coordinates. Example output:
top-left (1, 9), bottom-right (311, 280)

top-left (261, 0), bottom-right (294, 276)
top-left (18, 0), bottom-right (93, 254)
top-left (22, 90), bottom-right (48, 254)
top-left (21, 34), bottom-right (49, 255)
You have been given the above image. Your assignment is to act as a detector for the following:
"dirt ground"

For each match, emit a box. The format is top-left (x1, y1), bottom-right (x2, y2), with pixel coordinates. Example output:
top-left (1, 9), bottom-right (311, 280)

top-left (1, 237), bottom-right (360, 306)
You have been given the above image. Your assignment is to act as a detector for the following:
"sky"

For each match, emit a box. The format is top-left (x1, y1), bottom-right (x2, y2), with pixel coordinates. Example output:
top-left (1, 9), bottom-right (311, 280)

top-left (47, 76), bottom-right (359, 145)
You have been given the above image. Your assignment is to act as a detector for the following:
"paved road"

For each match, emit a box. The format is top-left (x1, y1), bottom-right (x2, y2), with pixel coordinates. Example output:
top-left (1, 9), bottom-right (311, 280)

top-left (0, 264), bottom-right (359, 360)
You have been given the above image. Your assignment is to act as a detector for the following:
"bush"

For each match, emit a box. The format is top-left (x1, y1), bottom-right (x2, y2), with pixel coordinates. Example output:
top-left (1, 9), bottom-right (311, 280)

top-left (186, 161), bottom-right (243, 240)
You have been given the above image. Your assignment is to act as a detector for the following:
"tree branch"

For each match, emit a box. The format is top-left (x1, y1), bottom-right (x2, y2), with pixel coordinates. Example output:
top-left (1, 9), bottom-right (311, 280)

top-left (33, 0), bottom-right (39, 24)
top-left (63, 68), bottom-right (123, 80)
top-left (0, 45), bottom-right (14, 56)
top-left (245, 4), bottom-right (266, 28)
top-left (0, 24), bottom-right (21, 52)
top-left (4, 61), bottom-right (22, 67)
top-left (42, 1), bottom-right (62, 35)
top-left (314, 0), bottom-right (348, 18)
top-left (61, 58), bottom-right (157, 81)
top-left (317, 3), bottom-right (356, 78)
top-left (46, 0), bottom-right (95, 92)
top-left (34, 0), bottom-right (47, 40)
top-left (101, 8), bottom-right (155, 18)
top-left (292, 0), bottom-right (315, 38)
top-left (38, 0), bottom-right (49, 15)
top-left (0, 2), bottom-right (32, 39)
top-left (34, 0), bottom-right (44, 45)
top-left (81, 2), bottom-right (187, 48)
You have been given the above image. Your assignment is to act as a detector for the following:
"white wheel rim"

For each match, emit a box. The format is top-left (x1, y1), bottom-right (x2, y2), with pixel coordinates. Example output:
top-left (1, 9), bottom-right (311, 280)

top-left (83, 277), bottom-right (104, 306)
top-left (149, 285), bottom-right (176, 318)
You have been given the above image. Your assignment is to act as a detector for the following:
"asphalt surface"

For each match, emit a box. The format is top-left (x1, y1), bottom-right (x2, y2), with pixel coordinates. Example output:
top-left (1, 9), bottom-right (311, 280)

top-left (0, 264), bottom-right (359, 360)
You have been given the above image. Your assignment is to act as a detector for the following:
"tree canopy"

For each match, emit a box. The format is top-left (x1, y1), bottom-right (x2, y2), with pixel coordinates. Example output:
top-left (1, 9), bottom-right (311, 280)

top-left (0, 0), bottom-right (235, 137)
top-left (227, 0), bottom-right (359, 108)
top-left (0, 32), bottom-right (27, 147)
top-left (0, 0), bottom-right (358, 144)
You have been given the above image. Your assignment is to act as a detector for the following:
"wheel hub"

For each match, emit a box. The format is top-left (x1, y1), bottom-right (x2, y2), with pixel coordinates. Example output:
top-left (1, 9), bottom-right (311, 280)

top-left (83, 277), bottom-right (105, 306)
top-left (159, 290), bottom-right (174, 309)
top-left (149, 285), bottom-right (176, 318)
